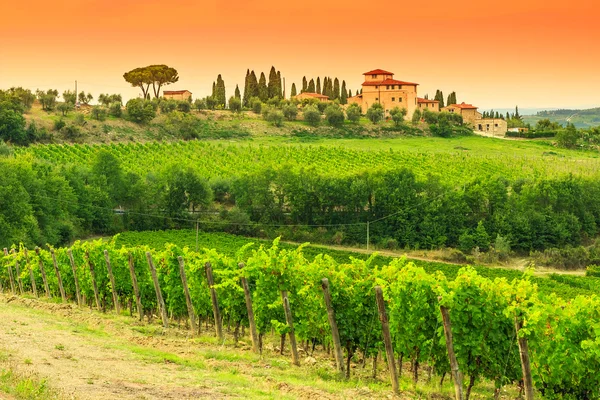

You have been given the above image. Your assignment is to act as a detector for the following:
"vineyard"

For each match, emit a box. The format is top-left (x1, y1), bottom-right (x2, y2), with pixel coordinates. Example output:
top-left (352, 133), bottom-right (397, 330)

top-left (14, 140), bottom-right (600, 183)
top-left (1, 236), bottom-right (599, 399)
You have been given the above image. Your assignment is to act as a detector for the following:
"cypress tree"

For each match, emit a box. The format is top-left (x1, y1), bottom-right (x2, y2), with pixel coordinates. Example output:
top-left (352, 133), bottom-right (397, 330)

top-left (506, 112), bottom-right (510, 120)
top-left (290, 83), bottom-right (297, 98)
top-left (434, 90), bottom-right (445, 108)
top-left (248, 71), bottom-right (259, 100)
top-left (215, 74), bottom-right (226, 108)
top-left (495, 111), bottom-right (500, 118)
top-left (258, 72), bottom-right (268, 101)
top-left (267, 66), bottom-right (278, 99)
top-left (242, 69), bottom-right (250, 107)
top-left (333, 78), bottom-right (340, 100)
top-left (235, 84), bottom-right (241, 100)
top-left (316, 77), bottom-right (321, 95)
top-left (515, 106), bottom-right (521, 119)
top-left (307, 79), bottom-right (315, 93)
top-left (348, 89), bottom-right (353, 98)
top-left (447, 91), bottom-right (457, 106)
top-left (212, 81), bottom-right (216, 97)
top-left (302, 77), bottom-right (307, 93)
top-left (340, 80), bottom-right (348, 104)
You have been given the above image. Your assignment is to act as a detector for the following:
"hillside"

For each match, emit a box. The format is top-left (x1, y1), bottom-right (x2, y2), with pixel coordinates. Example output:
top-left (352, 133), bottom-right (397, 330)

top-left (523, 107), bottom-right (600, 128)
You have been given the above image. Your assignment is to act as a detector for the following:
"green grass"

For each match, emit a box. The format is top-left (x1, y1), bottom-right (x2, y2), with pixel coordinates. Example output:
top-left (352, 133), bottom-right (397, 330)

top-left (0, 351), bottom-right (60, 400)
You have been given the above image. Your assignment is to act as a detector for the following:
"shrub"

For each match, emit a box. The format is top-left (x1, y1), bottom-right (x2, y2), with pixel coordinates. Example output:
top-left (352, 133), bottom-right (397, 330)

top-left (62, 124), bottom-right (82, 140)
top-left (250, 97), bottom-right (262, 114)
top-left (91, 106), bottom-right (107, 121)
top-left (282, 104), bottom-right (298, 121)
top-left (389, 107), bottom-right (407, 127)
top-left (176, 100), bottom-right (191, 113)
top-left (411, 109), bottom-right (422, 125)
top-left (556, 124), bottom-right (579, 149)
top-left (586, 265), bottom-right (600, 277)
top-left (205, 96), bottom-right (217, 110)
top-left (325, 104), bottom-right (345, 127)
top-left (316, 102), bottom-right (327, 113)
top-left (53, 119), bottom-right (66, 131)
top-left (126, 99), bottom-right (156, 124)
top-left (366, 103), bottom-right (384, 124)
top-left (74, 113), bottom-right (86, 126)
top-left (229, 97), bottom-right (242, 113)
top-left (262, 107), bottom-right (284, 127)
top-left (108, 102), bottom-right (122, 117)
top-left (159, 100), bottom-right (177, 114)
top-left (267, 97), bottom-right (281, 108)
top-left (346, 103), bottom-right (361, 123)
top-left (303, 105), bottom-right (321, 127)
top-left (194, 98), bottom-right (206, 111)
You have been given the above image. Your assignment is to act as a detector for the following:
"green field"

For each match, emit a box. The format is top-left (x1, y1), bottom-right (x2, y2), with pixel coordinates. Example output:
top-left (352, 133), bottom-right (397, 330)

top-left (112, 230), bottom-right (599, 300)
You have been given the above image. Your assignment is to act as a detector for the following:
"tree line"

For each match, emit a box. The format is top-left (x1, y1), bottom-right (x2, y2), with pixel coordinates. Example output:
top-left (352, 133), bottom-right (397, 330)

top-left (1, 147), bottom-right (599, 262)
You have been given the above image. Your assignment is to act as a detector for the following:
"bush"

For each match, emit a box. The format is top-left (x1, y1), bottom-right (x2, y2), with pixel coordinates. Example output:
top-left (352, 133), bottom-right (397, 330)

top-left (282, 104), bottom-right (298, 121)
top-left (159, 100), bottom-right (177, 114)
top-left (91, 106), bottom-right (107, 121)
top-left (62, 124), bottom-right (82, 140)
top-left (303, 105), bottom-right (321, 127)
top-left (556, 124), bottom-right (579, 149)
top-left (325, 104), bottom-right (345, 127)
top-left (346, 103), bottom-right (361, 123)
top-left (429, 114), bottom-right (453, 137)
top-left (108, 102), bottom-right (122, 117)
top-left (250, 97), bottom-right (262, 114)
top-left (366, 103), bottom-right (384, 124)
top-left (267, 97), bottom-right (281, 108)
top-left (194, 98), bottom-right (206, 111)
top-left (176, 100), bottom-right (191, 113)
top-left (262, 107), bottom-right (284, 127)
top-left (411, 109), bottom-right (422, 125)
top-left (422, 109), bottom-right (438, 124)
top-left (316, 102), bottom-right (327, 113)
top-left (389, 107), bottom-right (407, 127)
top-left (205, 96), bottom-right (217, 110)
top-left (229, 97), bottom-right (242, 113)
top-left (586, 265), bottom-right (600, 277)
top-left (53, 119), bottom-right (66, 131)
top-left (126, 99), bottom-right (156, 124)
top-left (74, 113), bottom-right (86, 126)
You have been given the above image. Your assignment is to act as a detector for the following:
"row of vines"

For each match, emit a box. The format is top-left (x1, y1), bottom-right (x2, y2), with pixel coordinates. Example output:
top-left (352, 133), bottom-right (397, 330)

top-left (1, 238), bottom-right (599, 399)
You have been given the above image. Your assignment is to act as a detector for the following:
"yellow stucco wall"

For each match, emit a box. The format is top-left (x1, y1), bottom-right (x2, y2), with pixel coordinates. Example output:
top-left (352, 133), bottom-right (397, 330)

top-left (164, 91), bottom-right (192, 101)
top-left (474, 119), bottom-right (508, 135)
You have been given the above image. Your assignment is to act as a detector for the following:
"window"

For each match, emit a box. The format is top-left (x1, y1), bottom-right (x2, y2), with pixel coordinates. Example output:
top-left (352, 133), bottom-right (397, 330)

top-left (392, 85), bottom-right (396, 90)
top-left (399, 85), bottom-right (403, 89)
top-left (375, 86), bottom-right (378, 89)
top-left (386, 86), bottom-right (389, 90)
top-left (399, 98), bottom-right (402, 102)
top-left (392, 97), bottom-right (395, 101)
top-left (372, 74), bottom-right (377, 79)
top-left (478, 124), bottom-right (483, 130)
top-left (375, 97), bottom-right (378, 101)
top-left (495, 124), bottom-right (498, 128)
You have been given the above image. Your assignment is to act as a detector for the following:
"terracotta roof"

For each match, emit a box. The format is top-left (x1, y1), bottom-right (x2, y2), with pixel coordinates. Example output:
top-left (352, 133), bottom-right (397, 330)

top-left (417, 98), bottom-right (439, 104)
top-left (363, 69), bottom-right (394, 75)
top-left (446, 102), bottom-right (478, 110)
top-left (296, 92), bottom-right (329, 99)
top-left (163, 90), bottom-right (191, 94)
top-left (362, 78), bottom-right (419, 87)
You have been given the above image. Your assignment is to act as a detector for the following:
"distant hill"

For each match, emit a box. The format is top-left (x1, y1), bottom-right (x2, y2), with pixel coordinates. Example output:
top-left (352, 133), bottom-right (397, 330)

top-left (523, 107), bottom-right (600, 129)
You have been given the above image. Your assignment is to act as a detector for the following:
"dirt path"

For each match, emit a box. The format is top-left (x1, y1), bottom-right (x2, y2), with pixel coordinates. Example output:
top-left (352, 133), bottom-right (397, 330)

top-left (0, 297), bottom-right (216, 400)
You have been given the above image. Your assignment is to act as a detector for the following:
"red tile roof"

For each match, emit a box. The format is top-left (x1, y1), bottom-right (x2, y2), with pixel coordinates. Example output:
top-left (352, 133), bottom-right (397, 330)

top-left (447, 102), bottom-right (478, 110)
top-left (164, 90), bottom-right (191, 94)
top-left (362, 78), bottom-right (419, 87)
top-left (363, 69), bottom-right (394, 75)
top-left (417, 97), bottom-right (439, 104)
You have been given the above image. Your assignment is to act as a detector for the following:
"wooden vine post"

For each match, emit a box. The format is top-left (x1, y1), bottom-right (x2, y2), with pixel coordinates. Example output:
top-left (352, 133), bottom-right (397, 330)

top-left (35, 247), bottom-right (51, 297)
top-left (3, 248), bottom-right (16, 294)
top-left (321, 278), bottom-right (345, 374)
top-left (67, 249), bottom-right (82, 306)
top-left (205, 262), bottom-right (223, 341)
top-left (176, 256), bottom-right (197, 334)
top-left (439, 303), bottom-right (463, 400)
top-left (238, 263), bottom-right (259, 353)
top-left (11, 250), bottom-right (24, 295)
top-left (127, 253), bottom-right (144, 321)
top-left (280, 290), bottom-right (300, 366)
top-left (85, 251), bottom-right (101, 310)
top-left (146, 252), bottom-right (168, 328)
top-left (515, 317), bottom-right (535, 400)
top-left (103, 250), bottom-right (120, 314)
top-left (50, 250), bottom-right (67, 302)
top-left (23, 249), bottom-right (37, 297)
top-left (374, 286), bottom-right (399, 394)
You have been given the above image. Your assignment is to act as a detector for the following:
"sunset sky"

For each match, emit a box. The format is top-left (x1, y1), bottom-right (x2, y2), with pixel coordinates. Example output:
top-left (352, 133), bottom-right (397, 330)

top-left (1, 0), bottom-right (599, 110)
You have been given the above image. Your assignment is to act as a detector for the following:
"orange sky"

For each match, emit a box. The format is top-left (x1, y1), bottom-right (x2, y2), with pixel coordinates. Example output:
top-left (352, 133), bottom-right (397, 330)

top-left (1, 0), bottom-right (599, 110)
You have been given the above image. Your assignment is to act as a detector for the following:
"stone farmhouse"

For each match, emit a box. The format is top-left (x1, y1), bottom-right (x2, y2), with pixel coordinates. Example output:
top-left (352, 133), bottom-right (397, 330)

top-left (163, 90), bottom-right (192, 101)
top-left (347, 68), bottom-right (507, 134)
